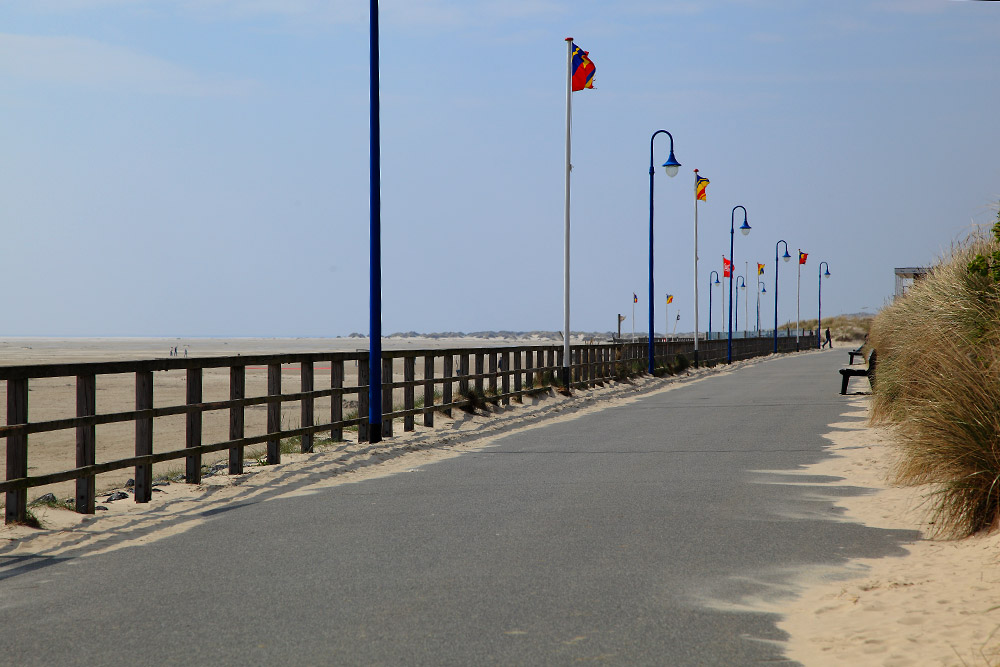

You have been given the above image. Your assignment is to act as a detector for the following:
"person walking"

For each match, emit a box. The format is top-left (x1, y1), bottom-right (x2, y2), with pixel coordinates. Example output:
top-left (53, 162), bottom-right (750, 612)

top-left (822, 328), bottom-right (832, 349)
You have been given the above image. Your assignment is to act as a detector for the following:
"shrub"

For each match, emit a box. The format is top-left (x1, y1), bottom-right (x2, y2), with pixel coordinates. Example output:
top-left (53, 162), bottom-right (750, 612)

top-left (869, 216), bottom-right (1000, 536)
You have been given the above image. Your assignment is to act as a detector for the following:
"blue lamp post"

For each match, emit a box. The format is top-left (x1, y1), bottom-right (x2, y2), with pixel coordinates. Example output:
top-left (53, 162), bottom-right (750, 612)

top-left (648, 129), bottom-right (681, 374)
top-left (727, 206), bottom-right (750, 362)
top-left (708, 270), bottom-right (720, 339)
top-left (818, 261), bottom-right (831, 349)
top-left (756, 280), bottom-right (766, 334)
top-left (773, 239), bottom-right (791, 353)
top-left (369, 0), bottom-right (383, 443)
top-left (734, 275), bottom-right (746, 334)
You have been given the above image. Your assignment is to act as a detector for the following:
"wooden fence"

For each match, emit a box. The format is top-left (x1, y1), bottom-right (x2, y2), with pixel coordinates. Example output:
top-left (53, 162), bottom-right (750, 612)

top-left (0, 335), bottom-right (813, 524)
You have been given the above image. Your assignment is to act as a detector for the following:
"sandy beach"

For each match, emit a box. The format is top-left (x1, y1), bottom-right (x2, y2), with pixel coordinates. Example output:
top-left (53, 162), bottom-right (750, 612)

top-left (773, 395), bottom-right (1000, 666)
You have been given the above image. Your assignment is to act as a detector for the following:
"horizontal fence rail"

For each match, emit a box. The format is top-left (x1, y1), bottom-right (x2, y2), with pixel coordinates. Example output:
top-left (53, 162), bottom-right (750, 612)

top-left (1, 336), bottom-right (814, 524)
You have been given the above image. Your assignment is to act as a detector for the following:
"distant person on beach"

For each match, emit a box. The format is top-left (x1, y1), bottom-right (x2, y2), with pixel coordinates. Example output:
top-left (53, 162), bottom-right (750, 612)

top-left (822, 328), bottom-right (832, 348)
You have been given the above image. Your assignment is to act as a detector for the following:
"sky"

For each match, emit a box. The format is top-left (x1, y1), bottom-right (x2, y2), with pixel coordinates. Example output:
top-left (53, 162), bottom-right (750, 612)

top-left (1, 0), bottom-right (999, 337)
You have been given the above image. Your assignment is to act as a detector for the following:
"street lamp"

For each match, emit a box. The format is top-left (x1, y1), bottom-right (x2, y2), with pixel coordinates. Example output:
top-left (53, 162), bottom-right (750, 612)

top-left (728, 206), bottom-right (750, 362)
top-left (757, 280), bottom-right (766, 334)
top-left (773, 239), bottom-right (790, 353)
top-left (708, 270), bottom-right (720, 340)
top-left (648, 129), bottom-right (680, 374)
top-left (369, 0), bottom-right (384, 444)
top-left (818, 261), bottom-right (831, 349)
top-left (735, 275), bottom-right (746, 335)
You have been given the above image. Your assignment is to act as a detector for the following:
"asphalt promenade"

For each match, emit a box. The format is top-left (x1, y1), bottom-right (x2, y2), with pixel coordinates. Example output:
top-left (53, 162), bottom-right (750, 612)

top-left (0, 348), bottom-right (918, 665)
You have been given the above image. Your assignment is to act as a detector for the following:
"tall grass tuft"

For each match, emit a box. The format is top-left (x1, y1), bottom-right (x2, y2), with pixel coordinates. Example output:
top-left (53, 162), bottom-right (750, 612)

top-left (869, 222), bottom-right (1000, 536)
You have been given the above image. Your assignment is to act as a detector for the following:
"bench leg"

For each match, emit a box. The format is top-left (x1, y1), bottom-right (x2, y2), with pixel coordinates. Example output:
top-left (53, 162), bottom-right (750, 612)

top-left (841, 373), bottom-right (850, 395)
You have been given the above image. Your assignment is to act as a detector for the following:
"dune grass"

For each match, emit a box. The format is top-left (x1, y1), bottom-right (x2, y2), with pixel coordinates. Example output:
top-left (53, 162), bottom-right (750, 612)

top-left (868, 218), bottom-right (1000, 537)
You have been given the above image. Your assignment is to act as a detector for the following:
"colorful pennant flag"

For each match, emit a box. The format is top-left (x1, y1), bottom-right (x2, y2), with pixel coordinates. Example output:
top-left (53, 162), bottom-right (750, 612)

top-left (757, 263), bottom-right (765, 276)
top-left (799, 251), bottom-right (808, 265)
top-left (666, 294), bottom-right (674, 304)
top-left (723, 256), bottom-right (732, 278)
top-left (695, 172), bottom-right (709, 202)
top-left (570, 43), bottom-right (596, 91)
top-left (633, 293), bottom-right (638, 303)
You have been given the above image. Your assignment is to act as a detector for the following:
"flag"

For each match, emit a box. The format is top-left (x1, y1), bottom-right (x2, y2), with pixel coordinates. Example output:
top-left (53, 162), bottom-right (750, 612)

top-left (618, 314), bottom-right (626, 323)
top-left (676, 313), bottom-right (680, 321)
top-left (695, 173), bottom-right (709, 201)
top-left (799, 251), bottom-right (808, 265)
top-left (570, 43), bottom-right (596, 91)
top-left (757, 263), bottom-right (765, 276)
top-left (723, 256), bottom-right (732, 278)
top-left (633, 293), bottom-right (638, 303)
top-left (666, 294), bottom-right (674, 304)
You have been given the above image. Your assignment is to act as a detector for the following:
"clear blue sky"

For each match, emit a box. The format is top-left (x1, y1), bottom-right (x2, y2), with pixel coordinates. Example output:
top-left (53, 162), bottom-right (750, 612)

top-left (2, 0), bottom-right (998, 336)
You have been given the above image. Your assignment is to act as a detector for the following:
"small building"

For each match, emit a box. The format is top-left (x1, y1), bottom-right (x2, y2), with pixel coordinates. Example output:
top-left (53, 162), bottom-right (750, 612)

top-left (894, 267), bottom-right (930, 299)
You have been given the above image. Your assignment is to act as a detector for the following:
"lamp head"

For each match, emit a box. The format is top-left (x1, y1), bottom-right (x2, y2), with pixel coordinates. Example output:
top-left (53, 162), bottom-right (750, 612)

top-left (782, 249), bottom-right (791, 263)
top-left (824, 267), bottom-right (831, 278)
top-left (714, 276), bottom-right (720, 285)
top-left (662, 150), bottom-right (681, 178)
top-left (739, 219), bottom-right (751, 236)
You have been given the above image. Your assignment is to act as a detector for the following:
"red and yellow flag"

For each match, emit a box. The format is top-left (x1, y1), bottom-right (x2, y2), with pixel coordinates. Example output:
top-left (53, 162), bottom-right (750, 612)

top-left (757, 263), bottom-right (765, 276)
top-left (666, 294), bottom-right (674, 304)
top-left (799, 251), bottom-right (808, 265)
top-left (571, 43), bottom-right (596, 91)
top-left (723, 256), bottom-right (732, 278)
top-left (695, 171), bottom-right (709, 202)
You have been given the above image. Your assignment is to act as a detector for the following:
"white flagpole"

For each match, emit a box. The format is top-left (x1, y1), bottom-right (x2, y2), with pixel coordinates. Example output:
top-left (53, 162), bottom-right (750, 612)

top-left (796, 250), bottom-right (801, 350)
top-left (632, 298), bottom-right (635, 341)
top-left (562, 38), bottom-right (573, 388)
top-left (744, 261), bottom-right (749, 339)
top-left (692, 170), bottom-right (700, 366)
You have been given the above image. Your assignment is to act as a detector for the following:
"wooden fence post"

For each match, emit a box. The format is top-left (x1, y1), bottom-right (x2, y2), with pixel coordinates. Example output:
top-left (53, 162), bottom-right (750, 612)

top-left (525, 348), bottom-right (534, 388)
top-left (442, 354), bottom-right (453, 417)
top-left (358, 357), bottom-right (369, 442)
top-left (501, 351), bottom-right (511, 405)
top-left (267, 363), bottom-right (281, 464)
top-left (382, 357), bottom-right (393, 438)
top-left (423, 355), bottom-right (435, 427)
top-left (229, 365), bottom-right (245, 474)
top-left (404, 357), bottom-right (415, 432)
top-left (488, 353), bottom-right (497, 397)
top-left (331, 359), bottom-right (343, 442)
top-left (76, 374), bottom-right (96, 515)
top-left (186, 368), bottom-right (203, 484)
top-left (475, 353), bottom-right (484, 396)
top-left (135, 371), bottom-right (153, 503)
top-left (459, 354), bottom-right (470, 398)
top-left (513, 349), bottom-right (522, 399)
top-left (5, 378), bottom-right (28, 524)
top-left (301, 360), bottom-right (314, 453)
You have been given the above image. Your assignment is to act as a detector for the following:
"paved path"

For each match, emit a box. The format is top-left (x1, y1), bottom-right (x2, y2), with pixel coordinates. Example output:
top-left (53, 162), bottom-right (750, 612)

top-left (0, 349), bottom-right (916, 665)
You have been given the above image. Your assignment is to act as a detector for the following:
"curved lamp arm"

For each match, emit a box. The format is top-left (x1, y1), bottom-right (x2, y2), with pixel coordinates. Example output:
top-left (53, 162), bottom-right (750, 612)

top-left (649, 129), bottom-right (680, 177)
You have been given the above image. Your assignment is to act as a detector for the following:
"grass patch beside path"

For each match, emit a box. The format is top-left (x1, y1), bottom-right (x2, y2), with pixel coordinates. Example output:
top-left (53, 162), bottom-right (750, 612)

top-left (868, 211), bottom-right (1000, 537)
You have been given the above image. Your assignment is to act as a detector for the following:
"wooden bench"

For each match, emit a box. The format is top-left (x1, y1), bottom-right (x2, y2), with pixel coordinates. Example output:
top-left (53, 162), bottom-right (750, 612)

top-left (848, 345), bottom-right (866, 364)
top-left (840, 349), bottom-right (876, 395)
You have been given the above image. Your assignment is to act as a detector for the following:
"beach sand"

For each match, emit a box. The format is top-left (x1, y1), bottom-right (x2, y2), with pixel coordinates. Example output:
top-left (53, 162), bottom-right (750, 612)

top-left (777, 395), bottom-right (1000, 666)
